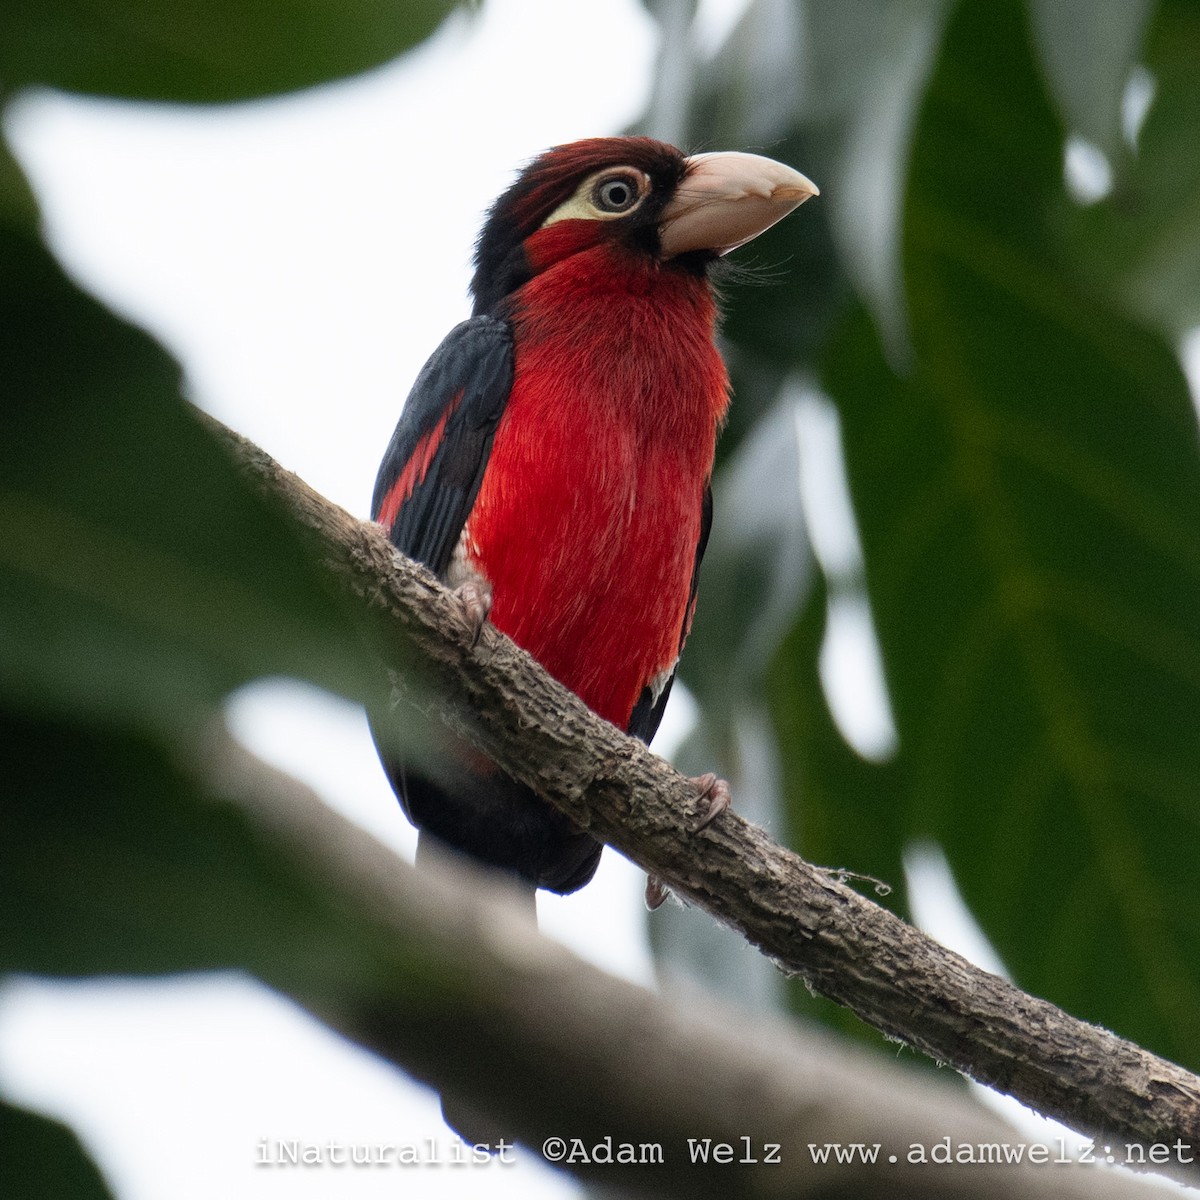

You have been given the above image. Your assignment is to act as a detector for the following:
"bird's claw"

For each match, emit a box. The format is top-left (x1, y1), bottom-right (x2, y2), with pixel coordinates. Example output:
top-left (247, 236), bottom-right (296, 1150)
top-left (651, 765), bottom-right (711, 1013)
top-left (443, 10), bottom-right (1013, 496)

top-left (645, 776), bottom-right (731, 911)
top-left (454, 581), bottom-right (493, 647)
top-left (688, 772), bottom-right (731, 832)
top-left (645, 875), bottom-right (670, 910)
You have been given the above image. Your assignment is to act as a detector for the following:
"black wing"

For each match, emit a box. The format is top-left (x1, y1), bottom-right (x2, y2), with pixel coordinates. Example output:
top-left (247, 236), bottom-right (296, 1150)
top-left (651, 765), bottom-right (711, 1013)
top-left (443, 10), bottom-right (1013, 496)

top-left (372, 315), bottom-right (513, 576)
top-left (371, 315), bottom-right (603, 894)
top-left (627, 483), bottom-right (713, 745)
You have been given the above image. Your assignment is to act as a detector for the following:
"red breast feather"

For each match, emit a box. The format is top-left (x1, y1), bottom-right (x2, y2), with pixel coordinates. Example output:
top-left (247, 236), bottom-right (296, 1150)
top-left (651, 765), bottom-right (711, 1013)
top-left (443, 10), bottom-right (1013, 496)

top-left (465, 236), bottom-right (728, 729)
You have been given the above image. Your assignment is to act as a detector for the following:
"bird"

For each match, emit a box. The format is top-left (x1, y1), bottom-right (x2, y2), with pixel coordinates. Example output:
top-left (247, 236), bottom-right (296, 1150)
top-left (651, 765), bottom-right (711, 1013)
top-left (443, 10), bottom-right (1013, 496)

top-left (371, 136), bottom-right (817, 909)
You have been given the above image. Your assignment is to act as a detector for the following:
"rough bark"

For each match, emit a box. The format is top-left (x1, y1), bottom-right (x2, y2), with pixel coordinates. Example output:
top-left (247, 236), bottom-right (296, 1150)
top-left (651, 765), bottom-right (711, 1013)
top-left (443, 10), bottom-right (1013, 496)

top-left (204, 409), bottom-right (1200, 1177)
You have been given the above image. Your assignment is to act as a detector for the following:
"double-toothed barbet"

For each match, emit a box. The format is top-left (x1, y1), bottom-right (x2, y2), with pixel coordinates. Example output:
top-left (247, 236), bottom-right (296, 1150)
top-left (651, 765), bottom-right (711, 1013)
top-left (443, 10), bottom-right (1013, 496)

top-left (371, 137), bottom-right (816, 907)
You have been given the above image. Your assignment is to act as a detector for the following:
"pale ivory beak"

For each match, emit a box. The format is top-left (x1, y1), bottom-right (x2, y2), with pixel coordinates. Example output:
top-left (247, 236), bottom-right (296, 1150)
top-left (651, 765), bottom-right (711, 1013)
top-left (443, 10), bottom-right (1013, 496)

top-left (658, 151), bottom-right (819, 258)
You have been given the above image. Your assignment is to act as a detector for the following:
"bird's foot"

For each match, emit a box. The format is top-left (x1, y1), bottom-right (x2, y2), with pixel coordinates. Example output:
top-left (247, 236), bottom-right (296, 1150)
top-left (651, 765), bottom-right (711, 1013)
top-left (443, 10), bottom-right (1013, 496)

top-left (454, 580), bottom-right (493, 647)
top-left (687, 772), bottom-right (731, 833)
top-left (645, 775), bottom-right (731, 910)
top-left (645, 875), bottom-right (670, 910)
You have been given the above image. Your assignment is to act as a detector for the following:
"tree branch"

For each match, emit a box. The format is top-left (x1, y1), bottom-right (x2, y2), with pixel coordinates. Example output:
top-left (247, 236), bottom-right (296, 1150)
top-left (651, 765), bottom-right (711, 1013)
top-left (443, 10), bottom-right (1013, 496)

top-left (203, 408), bottom-right (1200, 1174)
top-left (207, 727), bottom-right (1168, 1199)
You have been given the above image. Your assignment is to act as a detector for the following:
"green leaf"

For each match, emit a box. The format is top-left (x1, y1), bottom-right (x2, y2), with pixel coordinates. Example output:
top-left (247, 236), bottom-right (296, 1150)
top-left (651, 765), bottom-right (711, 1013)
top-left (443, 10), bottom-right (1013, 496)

top-left (801, 0), bottom-right (1200, 1070)
top-left (0, 1100), bottom-right (116, 1200)
top-left (0, 221), bottom-right (374, 733)
top-left (0, 139), bottom-right (39, 232)
top-left (2, 0), bottom-right (454, 103)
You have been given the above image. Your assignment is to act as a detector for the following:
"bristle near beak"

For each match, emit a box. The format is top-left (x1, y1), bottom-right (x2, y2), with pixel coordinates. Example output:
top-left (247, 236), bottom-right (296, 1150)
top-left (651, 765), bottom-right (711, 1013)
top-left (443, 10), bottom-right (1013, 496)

top-left (658, 151), bottom-right (819, 259)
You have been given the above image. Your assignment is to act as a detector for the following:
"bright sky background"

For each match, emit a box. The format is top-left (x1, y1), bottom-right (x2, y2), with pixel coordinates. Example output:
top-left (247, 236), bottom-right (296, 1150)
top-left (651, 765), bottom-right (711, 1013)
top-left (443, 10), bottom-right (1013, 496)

top-left (5, 0), bottom-right (1172, 1194)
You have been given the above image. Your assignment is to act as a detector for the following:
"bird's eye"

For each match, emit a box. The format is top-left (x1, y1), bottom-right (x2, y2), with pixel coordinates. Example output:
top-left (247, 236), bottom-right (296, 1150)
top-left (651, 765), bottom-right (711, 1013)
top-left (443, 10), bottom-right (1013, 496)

top-left (540, 167), bottom-right (651, 229)
top-left (593, 173), bottom-right (642, 213)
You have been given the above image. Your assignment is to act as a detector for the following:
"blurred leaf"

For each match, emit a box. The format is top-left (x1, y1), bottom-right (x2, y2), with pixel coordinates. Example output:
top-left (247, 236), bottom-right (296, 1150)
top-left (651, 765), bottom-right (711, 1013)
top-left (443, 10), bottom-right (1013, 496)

top-left (770, 566), bottom-right (905, 892)
top-left (794, 0), bottom-right (1200, 1069)
top-left (682, 392), bottom-right (812, 721)
top-left (1028, 0), bottom-right (1152, 160)
top-left (0, 221), bottom-right (376, 734)
top-left (638, 0), bottom-right (701, 148)
top-left (717, 138), bottom-right (845, 374)
top-left (1068, 0), bottom-right (1200, 335)
top-left (685, 0), bottom-right (803, 146)
top-left (793, 0), bottom-right (948, 359)
top-left (707, 127), bottom-right (843, 464)
top-left (2, 0), bottom-right (454, 104)
top-left (679, 0), bottom-right (949, 474)
top-left (0, 140), bottom-right (38, 231)
top-left (0, 706), bottom-right (434, 1002)
top-left (767, 571), bottom-right (910, 1047)
top-left (0, 1100), bottom-right (115, 1200)
top-left (691, 0), bottom-right (947, 363)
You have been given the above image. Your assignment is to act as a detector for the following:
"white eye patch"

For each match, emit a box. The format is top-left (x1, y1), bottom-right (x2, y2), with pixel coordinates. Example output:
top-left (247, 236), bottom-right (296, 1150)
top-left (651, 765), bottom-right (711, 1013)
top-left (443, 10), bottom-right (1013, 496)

top-left (541, 167), bottom-right (652, 227)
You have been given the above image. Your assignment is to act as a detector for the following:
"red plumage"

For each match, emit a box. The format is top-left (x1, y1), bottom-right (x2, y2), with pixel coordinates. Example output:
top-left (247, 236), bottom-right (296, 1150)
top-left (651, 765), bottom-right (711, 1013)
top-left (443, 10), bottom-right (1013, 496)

top-left (469, 240), bottom-right (728, 728)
